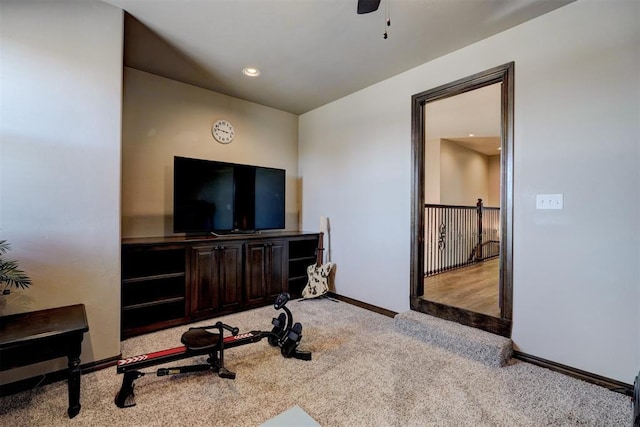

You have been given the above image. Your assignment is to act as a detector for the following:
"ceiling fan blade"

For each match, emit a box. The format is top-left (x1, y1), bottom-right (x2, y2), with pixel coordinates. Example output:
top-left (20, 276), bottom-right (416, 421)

top-left (357, 0), bottom-right (381, 14)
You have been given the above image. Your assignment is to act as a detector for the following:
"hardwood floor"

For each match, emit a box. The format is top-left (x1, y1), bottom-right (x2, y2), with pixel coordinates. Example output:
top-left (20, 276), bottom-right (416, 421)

top-left (421, 258), bottom-right (500, 318)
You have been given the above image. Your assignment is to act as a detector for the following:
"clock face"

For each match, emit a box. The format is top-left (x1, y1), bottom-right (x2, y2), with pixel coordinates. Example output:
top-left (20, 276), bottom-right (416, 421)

top-left (212, 120), bottom-right (235, 144)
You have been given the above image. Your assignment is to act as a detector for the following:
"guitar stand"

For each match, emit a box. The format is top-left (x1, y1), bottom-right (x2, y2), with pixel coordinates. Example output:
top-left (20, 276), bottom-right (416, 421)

top-left (114, 293), bottom-right (311, 408)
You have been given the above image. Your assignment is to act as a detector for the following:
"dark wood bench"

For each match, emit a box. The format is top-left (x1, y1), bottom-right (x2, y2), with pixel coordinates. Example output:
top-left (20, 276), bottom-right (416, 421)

top-left (0, 304), bottom-right (89, 418)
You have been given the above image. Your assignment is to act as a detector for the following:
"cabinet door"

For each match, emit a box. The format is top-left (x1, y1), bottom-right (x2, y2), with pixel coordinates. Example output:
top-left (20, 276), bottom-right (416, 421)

top-left (191, 243), bottom-right (243, 317)
top-left (245, 242), bottom-right (267, 305)
top-left (218, 243), bottom-right (243, 310)
top-left (245, 240), bottom-right (288, 306)
top-left (191, 245), bottom-right (221, 317)
top-left (265, 240), bottom-right (287, 301)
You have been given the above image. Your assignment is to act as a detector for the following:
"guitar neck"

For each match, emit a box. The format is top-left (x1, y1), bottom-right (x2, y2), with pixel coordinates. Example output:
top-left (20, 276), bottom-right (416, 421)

top-left (316, 232), bottom-right (324, 267)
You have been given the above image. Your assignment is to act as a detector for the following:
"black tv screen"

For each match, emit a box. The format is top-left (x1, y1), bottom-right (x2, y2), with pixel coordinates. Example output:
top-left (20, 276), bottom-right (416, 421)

top-left (173, 156), bottom-right (285, 234)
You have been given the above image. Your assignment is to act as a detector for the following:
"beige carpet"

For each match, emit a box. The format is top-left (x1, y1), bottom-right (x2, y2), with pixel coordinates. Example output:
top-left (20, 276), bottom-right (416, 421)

top-left (394, 310), bottom-right (513, 367)
top-left (0, 298), bottom-right (632, 426)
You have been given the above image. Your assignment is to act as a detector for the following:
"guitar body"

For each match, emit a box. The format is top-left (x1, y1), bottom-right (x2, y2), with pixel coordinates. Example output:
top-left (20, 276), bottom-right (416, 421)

top-left (301, 231), bottom-right (333, 299)
top-left (302, 262), bottom-right (333, 299)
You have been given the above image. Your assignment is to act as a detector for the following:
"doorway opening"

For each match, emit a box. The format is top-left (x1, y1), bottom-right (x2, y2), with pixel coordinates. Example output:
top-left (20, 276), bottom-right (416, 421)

top-left (423, 83), bottom-right (501, 317)
top-left (410, 63), bottom-right (514, 337)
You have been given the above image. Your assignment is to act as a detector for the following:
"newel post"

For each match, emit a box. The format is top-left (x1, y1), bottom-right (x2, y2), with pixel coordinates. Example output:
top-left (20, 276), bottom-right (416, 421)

top-left (476, 198), bottom-right (483, 261)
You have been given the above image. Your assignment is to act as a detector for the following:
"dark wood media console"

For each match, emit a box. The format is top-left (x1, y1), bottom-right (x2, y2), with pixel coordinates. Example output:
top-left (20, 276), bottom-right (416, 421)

top-left (121, 231), bottom-right (319, 338)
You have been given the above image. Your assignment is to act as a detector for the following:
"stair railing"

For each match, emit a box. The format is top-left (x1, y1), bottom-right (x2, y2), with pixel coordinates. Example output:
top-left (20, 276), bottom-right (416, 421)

top-left (424, 199), bottom-right (500, 276)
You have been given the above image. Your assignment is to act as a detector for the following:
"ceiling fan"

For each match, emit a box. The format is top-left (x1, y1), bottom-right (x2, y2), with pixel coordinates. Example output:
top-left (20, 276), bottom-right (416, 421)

top-left (357, 0), bottom-right (381, 14)
top-left (357, 0), bottom-right (391, 39)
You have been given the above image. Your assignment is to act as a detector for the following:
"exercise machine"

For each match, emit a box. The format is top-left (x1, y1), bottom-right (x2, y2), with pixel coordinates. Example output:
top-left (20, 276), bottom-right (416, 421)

top-left (114, 292), bottom-right (311, 408)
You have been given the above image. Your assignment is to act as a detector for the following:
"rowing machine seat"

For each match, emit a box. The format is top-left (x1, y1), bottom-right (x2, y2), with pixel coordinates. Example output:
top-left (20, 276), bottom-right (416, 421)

top-left (181, 329), bottom-right (220, 352)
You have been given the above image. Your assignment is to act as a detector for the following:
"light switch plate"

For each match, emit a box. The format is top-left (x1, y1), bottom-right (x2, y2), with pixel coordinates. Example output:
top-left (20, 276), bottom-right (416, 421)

top-left (536, 194), bottom-right (563, 210)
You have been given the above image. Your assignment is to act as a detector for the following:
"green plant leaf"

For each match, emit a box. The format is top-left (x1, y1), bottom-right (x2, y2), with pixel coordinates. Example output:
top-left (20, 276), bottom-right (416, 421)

top-left (0, 240), bottom-right (32, 290)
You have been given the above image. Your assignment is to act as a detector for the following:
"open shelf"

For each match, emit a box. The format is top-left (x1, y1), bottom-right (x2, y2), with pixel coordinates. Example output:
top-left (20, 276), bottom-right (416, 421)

top-left (287, 235), bottom-right (319, 297)
top-left (121, 246), bottom-right (187, 336)
top-left (122, 272), bottom-right (185, 285)
top-left (121, 299), bottom-right (186, 330)
top-left (122, 296), bottom-right (185, 311)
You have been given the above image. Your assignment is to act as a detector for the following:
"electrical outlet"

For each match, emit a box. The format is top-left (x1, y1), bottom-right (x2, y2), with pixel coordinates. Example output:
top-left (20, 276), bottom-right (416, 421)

top-left (536, 194), bottom-right (563, 210)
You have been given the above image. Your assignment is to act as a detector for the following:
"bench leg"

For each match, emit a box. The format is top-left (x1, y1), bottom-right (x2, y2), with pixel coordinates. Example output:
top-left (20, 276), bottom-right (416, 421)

top-left (67, 355), bottom-right (81, 418)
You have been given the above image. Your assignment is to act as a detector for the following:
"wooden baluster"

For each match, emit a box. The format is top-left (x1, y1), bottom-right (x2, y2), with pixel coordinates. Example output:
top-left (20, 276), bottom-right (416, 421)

top-left (476, 198), bottom-right (483, 261)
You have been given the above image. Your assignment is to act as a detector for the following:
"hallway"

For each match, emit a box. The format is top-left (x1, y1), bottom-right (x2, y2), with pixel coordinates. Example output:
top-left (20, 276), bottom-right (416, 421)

top-left (421, 258), bottom-right (500, 317)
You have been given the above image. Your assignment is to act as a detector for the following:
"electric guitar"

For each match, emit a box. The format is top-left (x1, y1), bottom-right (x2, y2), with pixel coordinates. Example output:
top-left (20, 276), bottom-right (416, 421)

top-left (302, 232), bottom-right (333, 299)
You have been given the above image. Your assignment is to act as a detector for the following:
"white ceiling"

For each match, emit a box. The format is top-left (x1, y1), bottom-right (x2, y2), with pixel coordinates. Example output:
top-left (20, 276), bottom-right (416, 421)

top-left (426, 83), bottom-right (502, 156)
top-left (103, 0), bottom-right (573, 115)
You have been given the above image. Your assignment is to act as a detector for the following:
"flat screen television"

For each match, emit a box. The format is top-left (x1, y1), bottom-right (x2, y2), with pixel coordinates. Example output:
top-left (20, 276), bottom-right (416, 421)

top-left (173, 156), bottom-right (285, 234)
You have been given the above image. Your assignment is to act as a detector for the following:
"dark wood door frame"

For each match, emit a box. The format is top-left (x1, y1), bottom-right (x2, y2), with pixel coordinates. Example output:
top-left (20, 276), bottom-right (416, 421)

top-left (410, 62), bottom-right (514, 337)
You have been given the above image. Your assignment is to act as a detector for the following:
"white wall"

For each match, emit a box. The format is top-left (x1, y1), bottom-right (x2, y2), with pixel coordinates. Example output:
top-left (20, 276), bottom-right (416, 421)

top-left (424, 139), bottom-right (440, 204)
top-left (439, 139), bottom-right (490, 206)
top-left (299, 84), bottom-right (411, 312)
top-left (424, 140), bottom-right (499, 207)
top-left (0, 1), bottom-right (123, 383)
top-left (122, 68), bottom-right (300, 238)
top-left (487, 155), bottom-right (500, 207)
top-left (299, 0), bottom-right (639, 383)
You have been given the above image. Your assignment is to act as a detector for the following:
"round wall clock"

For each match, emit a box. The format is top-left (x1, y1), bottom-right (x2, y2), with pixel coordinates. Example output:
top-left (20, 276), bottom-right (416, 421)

top-left (212, 119), bottom-right (235, 144)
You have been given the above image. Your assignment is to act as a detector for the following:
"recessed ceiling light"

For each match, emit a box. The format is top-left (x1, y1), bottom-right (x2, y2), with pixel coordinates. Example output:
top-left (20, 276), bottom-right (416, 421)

top-left (497, 147), bottom-right (502, 150)
top-left (468, 133), bottom-right (474, 137)
top-left (243, 67), bottom-right (261, 77)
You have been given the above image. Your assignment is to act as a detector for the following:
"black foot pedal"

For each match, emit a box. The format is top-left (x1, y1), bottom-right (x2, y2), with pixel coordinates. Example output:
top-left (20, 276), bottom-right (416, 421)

top-left (281, 322), bottom-right (307, 359)
top-left (218, 367), bottom-right (236, 380)
top-left (292, 349), bottom-right (312, 361)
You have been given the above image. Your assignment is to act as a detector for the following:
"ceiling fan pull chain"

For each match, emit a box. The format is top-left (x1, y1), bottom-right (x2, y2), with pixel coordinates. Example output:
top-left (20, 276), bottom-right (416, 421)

top-left (383, 0), bottom-right (391, 39)
top-left (387, 0), bottom-right (391, 27)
